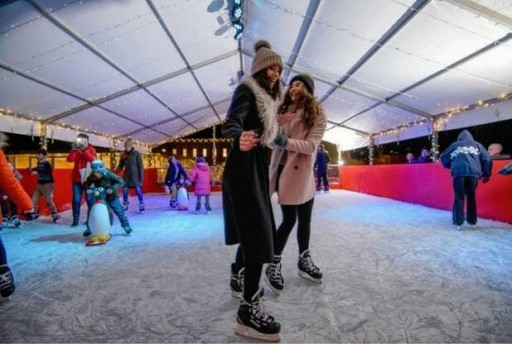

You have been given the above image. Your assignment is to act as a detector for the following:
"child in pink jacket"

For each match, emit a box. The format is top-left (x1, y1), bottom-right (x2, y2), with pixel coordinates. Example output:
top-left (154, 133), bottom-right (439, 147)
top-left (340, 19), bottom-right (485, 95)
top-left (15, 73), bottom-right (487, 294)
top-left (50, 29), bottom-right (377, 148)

top-left (189, 157), bottom-right (211, 213)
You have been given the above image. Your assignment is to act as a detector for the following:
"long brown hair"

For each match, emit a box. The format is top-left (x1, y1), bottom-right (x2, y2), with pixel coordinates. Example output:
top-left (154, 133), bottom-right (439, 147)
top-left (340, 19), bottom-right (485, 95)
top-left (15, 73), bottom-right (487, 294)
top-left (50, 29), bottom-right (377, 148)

top-left (277, 85), bottom-right (322, 130)
top-left (253, 69), bottom-right (282, 101)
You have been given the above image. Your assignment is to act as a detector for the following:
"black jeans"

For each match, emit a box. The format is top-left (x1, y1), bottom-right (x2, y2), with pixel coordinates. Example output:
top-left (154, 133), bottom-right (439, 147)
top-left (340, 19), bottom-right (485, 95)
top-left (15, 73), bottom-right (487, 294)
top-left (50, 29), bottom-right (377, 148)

top-left (275, 198), bottom-right (315, 255)
top-left (316, 171), bottom-right (329, 191)
top-left (452, 176), bottom-right (478, 226)
top-left (233, 246), bottom-right (262, 301)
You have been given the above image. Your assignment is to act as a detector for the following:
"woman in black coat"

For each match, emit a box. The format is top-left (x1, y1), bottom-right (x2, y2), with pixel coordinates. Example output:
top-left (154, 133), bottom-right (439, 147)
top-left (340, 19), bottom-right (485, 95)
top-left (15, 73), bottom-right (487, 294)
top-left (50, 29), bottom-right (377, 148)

top-left (222, 40), bottom-right (283, 342)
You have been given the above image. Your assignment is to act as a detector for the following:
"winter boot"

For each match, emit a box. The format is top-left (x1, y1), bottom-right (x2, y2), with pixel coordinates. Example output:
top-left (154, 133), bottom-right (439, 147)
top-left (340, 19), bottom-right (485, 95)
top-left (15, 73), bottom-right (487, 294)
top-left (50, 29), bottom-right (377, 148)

top-left (234, 288), bottom-right (281, 342)
top-left (265, 255), bottom-right (284, 295)
top-left (230, 264), bottom-right (245, 298)
top-left (1, 218), bottom-right (7, 230)
top-left (10, 215), bottom-right (21, 228)
top-left (298, 249), bottom-right (323, 283)
top-left (83, 228), bottom-right (91, 237)
top-left (139, 202), bottom-right (145, 213)
top-left (71, 216), bottom-right (79, 227)
top-left (52, 212), bottom-right (62, 223)
top-left (0, 265), bottom-right (15, 298)
top-left (122, 201), bottom-right (129, 211)
top-left (205, 202), bottom-right (212, 214)
top-left (169, 199), bottom-right (177, 208)
top-left (123, 226), bottom-right (133, 235)
top-left (195, 201), bottom-right (201, 213)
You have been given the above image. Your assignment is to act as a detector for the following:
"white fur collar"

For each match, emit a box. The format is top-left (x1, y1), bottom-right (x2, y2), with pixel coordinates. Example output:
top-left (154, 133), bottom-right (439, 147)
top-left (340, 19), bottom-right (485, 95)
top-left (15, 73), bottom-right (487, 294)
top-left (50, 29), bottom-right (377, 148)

top-left (241, 77), bottom-right (278, 146)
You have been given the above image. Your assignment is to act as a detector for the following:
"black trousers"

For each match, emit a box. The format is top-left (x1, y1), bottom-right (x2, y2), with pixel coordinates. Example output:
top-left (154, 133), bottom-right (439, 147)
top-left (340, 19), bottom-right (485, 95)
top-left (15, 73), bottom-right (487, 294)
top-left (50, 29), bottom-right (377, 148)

top-left (234, 246), bottom-right (262, 301)
top-left (316, 171), bottom-right (329, 191)
top-left (452, 176), bottom-right (478, 226)
top-left (275, 198), bottom-right (315, 255)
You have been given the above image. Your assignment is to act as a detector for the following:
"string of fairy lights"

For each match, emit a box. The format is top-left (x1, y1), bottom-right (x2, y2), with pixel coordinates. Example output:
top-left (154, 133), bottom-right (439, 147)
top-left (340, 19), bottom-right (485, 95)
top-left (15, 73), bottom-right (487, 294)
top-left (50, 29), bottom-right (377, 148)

top-left (1, 0), bottom-right (511, 156)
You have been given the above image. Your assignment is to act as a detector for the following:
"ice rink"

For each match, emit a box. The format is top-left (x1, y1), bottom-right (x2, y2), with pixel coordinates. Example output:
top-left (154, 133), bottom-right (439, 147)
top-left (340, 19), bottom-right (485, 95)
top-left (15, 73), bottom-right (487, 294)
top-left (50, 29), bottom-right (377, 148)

top-left (1, 190), bottom-right (511, 343)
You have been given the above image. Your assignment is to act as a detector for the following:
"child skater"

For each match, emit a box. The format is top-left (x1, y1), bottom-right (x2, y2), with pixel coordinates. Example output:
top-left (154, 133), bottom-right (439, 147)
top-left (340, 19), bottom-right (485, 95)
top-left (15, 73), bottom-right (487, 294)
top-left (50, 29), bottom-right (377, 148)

top-left (30, 148), bottom-right (61, 222)
top-left (189, 157), bottom-right (212, 214)
top-left (83, 160), bottom-right (132, 236)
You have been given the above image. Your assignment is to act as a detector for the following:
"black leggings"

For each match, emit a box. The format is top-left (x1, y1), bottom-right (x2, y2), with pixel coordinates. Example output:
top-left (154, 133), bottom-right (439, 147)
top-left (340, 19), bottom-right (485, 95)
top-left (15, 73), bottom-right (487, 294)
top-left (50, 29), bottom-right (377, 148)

top-left (233, 246), bottom-right (263, 301)
top-left (275, 198), bottom-right (314, 255)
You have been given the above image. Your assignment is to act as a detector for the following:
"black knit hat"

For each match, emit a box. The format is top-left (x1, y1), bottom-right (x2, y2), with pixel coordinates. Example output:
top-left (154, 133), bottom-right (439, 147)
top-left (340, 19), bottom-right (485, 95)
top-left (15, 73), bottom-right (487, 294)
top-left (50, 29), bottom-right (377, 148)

top-left (289, 74), bottom-right (315, 95)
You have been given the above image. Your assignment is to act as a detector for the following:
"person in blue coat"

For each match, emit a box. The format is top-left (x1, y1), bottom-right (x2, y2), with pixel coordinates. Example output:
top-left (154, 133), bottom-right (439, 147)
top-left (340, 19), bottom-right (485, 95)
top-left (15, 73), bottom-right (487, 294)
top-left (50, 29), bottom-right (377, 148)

top-left (314, 143), bottom-right (330, 192)
top-left (440, 130), bottom-right (492, 230)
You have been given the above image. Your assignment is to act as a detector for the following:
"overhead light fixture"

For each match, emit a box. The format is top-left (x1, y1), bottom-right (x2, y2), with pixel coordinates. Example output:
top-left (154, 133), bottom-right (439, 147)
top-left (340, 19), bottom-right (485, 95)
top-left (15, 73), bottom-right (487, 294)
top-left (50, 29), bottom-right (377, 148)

top-left (233, 20), bottom-right (244, 39)
top-left (230, 0), bottom-right (244, 40)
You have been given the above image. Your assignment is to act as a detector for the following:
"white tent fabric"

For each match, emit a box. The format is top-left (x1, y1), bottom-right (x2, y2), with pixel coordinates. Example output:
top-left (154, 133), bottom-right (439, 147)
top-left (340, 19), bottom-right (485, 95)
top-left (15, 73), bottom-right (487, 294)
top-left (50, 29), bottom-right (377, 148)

top-left (0, 0), bottom-right (511, 150)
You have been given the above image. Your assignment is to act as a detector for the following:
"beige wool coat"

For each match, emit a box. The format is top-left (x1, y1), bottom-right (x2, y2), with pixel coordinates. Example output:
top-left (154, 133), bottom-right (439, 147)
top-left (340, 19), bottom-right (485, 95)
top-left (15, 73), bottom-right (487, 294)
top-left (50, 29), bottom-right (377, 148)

top-left (269, 108), bottom-right (327, 205)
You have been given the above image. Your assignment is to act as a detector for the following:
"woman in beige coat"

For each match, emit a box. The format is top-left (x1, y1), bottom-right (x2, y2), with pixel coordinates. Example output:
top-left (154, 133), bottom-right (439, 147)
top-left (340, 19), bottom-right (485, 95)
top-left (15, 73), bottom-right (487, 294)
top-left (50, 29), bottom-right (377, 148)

top-left (266, 74), bottom-right (327, 295)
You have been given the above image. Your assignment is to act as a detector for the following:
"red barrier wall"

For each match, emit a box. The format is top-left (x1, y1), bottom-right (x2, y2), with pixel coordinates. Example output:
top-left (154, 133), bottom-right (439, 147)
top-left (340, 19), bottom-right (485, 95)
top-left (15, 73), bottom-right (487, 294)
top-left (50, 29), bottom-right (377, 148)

top-left (339, 160), bottom-right (512, 224)
top-left (18, 168), bottom-right (167, 215)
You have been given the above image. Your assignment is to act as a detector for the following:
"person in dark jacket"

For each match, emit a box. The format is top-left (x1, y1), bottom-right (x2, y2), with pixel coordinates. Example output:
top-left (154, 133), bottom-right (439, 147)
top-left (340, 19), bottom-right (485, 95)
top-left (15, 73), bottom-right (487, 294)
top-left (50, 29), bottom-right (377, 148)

top-left (1, 162), bottom-right (23, 228)
top-left (222, 40), bottom-right (282, 342)
top-left (440, 130), bottom-right (492, 230)
top-left (83, 160), bottom-right (132, 236)
top-left (115, 138), bottom-right (144, 213)
top-left (164, 156), bottom-right (189, 208)
top-left (30, 148), bottom-right (60, 222)
top-left (417, 147), bottom-right (432, 163)
top-left (314, 143), bottom-right (330, 192)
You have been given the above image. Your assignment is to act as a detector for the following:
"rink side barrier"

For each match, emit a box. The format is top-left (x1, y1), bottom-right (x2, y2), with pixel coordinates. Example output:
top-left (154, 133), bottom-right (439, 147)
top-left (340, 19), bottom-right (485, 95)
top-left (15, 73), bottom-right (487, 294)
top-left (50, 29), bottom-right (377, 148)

top-left (17, 168), bottom-right (221, 215)
top-left (339, 160), bottom-right (512, 224)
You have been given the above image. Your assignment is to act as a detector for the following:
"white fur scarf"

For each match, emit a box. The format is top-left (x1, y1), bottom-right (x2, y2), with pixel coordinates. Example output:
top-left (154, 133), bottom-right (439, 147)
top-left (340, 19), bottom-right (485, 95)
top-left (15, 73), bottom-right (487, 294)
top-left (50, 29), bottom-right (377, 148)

top-left (241, 77), bottom-right (279, 146)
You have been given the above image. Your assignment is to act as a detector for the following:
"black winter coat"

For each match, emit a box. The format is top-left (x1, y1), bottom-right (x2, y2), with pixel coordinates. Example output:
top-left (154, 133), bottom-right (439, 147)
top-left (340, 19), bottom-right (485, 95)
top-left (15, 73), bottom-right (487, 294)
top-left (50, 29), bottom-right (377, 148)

top-left (222, 81), bottom-right (278, 265)
top-left (116, 149), bottom-right (144, 187)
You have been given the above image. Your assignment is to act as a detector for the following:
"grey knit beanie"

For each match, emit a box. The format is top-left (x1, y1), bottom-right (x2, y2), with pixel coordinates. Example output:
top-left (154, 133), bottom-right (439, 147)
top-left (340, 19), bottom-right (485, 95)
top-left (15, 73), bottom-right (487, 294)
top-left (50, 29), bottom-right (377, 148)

top-left (251, 40), bottom-right (283, 76)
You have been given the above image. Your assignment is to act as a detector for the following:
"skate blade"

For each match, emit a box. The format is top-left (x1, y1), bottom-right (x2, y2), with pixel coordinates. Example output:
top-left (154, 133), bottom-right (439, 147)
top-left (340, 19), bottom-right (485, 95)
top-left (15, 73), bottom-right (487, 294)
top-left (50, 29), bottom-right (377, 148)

top-left (298, 271), bottom-right (323, 284)
top-left (234, 324), bottom-right (280, 343)
top-left (264, 276), bottom-right (282, 296)
top-left (231, 290), bottom-right (242, 299)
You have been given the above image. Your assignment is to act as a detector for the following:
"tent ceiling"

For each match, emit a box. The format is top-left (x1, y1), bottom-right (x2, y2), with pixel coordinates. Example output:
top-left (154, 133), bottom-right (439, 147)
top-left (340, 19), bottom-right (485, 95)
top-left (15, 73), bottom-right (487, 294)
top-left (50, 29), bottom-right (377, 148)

top-left (0, 0), bottom-right (511, 150)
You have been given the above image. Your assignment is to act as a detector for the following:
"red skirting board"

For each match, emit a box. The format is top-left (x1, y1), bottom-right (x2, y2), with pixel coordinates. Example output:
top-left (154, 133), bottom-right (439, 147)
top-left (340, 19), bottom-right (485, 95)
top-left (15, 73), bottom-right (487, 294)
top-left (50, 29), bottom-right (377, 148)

top-left (339, 160), bottom-right (512, 224)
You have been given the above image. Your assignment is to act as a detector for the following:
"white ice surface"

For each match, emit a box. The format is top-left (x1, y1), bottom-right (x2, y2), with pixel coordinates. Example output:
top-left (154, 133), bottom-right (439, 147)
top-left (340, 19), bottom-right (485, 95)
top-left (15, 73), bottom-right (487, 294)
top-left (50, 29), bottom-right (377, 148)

top-left (1, 190), bottom-right (511, 343)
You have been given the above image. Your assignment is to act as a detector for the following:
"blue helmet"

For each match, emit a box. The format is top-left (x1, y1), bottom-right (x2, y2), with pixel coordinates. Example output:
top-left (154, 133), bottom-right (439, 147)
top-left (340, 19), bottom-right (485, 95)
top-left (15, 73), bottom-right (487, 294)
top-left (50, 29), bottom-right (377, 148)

top-left (91, 160), bottom-right (107, 175)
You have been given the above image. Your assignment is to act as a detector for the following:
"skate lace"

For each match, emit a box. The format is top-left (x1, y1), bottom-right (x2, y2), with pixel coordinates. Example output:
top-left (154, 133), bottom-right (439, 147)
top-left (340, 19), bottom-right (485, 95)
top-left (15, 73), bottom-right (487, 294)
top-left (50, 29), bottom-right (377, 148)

top-left (0, 271), bottom-right (13, 288)
top-left (302, 255), bottom-right (319, 273)
top-left (268, 262), bottom-right (283, 282)
top-left (252, 298), bottom-right (274, 323)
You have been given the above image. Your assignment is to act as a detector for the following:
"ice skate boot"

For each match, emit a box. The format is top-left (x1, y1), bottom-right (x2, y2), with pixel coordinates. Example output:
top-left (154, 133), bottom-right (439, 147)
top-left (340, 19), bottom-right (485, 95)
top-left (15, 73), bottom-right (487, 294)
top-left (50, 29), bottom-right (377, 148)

top-left (122, 201), bottom-right (129, 211)
top-left (52, 212), bottom-right (62, 223)
top-left (123, 226), bottom-right (133, 235)
top-left (205, 203), bottom-right (212, 214)
top-left (83, 228), bottom-right (91, 237)
top-left (265, 255), bottom-right (284, 295)
top-left (0, 265), bottom-right (15, 298)
top-left (298, 250), bottom-right (323, 283)
top-left (71, 216), bottom-right (79, 227)
top-left (230, 264), bottom-right (245, 298)
top-left (138, 202), bottom-right (145, 213)
top-left (234, 288), bottom-right (280, 342)
top-left (10, 215), bottom-right (21, 228)
top-left (1, 218), bottom-right (7, 230)
top-left (195, 202), bottom-right (201, 214)
top-left (169, 200), bottom-right (177, 209)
